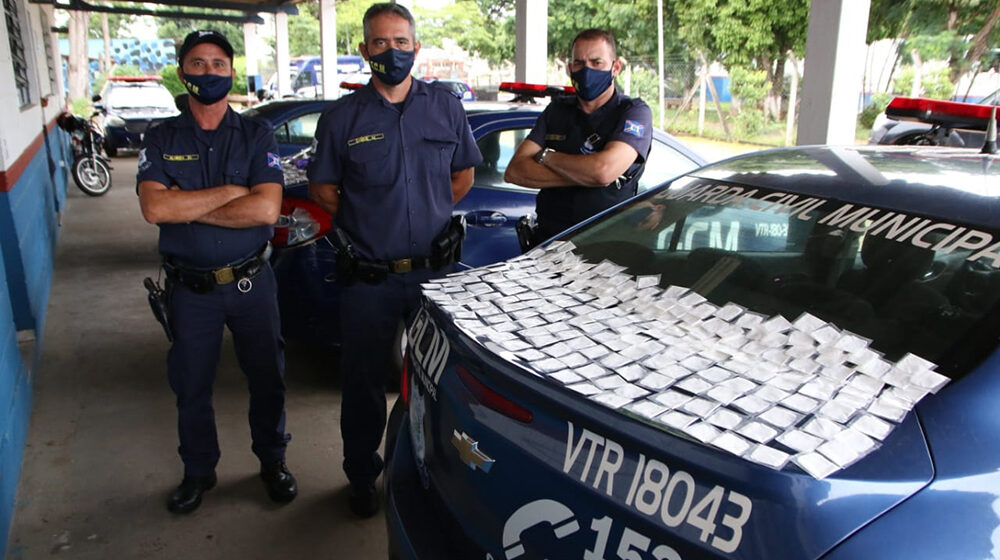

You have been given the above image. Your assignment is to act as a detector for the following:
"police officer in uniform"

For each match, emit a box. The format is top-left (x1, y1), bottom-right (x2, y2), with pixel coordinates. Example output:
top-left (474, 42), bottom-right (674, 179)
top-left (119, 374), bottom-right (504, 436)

top-left (505, 28), bottom-right (653, 244)
top-left (137, 30), bottom-right (296, 514)
top-left (307, 3), bottom-right (481, 518)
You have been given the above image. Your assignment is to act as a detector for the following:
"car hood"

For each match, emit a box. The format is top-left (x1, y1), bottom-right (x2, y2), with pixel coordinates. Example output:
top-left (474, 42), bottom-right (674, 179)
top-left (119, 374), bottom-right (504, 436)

top-left (415, 242), bottom-right (940, 559)
top-left (109, 107), bottom-right (179, 119)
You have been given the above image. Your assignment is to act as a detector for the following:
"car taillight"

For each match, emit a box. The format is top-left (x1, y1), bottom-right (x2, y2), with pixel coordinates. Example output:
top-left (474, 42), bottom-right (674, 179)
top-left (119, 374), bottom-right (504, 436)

top-left (456, 364), bottom-right (533, 423)
top-left (272, 196), bottom-right (332, 248)
top-left (400, 352), bottom-right (410, 406)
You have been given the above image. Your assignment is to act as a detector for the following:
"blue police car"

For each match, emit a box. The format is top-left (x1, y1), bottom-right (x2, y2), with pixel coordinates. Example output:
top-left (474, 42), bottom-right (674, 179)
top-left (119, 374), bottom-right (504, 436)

top-left (386, 132), bottom-right (1000, 558)
top-left (250, 84), bottom-right (706, 347)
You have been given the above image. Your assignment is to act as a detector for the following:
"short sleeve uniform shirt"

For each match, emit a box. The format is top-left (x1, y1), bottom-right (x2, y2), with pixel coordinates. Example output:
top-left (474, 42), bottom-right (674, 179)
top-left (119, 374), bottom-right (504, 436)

top-left (137, 108), bottom-right (284, 268)
top-left (526, 90), bottom-right (653, 236)
top-left (307, 80), bottom-right (482, 261)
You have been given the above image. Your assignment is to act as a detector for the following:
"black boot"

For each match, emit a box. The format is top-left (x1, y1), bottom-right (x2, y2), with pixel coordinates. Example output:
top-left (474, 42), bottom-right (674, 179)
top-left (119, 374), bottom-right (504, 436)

top-left (260, 462), bottom-right (298, 503)
top-left (167, 473), bottom-right (217, 514)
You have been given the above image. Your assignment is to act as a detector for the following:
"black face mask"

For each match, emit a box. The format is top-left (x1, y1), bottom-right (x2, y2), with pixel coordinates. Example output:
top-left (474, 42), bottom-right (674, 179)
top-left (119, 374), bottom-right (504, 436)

top-left (570, 66), bottom-right (614, 101)
top-left (181, 72), bottom-right (232, 105)
top-left (368, 48), bottom-right (414, 86)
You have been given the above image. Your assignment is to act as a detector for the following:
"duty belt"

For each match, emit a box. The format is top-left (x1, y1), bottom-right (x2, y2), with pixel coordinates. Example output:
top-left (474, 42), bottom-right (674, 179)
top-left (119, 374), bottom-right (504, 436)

top-left (164, 243), bottom-right (271, 294)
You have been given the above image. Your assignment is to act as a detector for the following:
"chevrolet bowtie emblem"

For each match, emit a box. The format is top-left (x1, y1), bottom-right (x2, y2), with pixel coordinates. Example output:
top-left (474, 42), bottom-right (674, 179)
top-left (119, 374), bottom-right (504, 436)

top-left (452, 430), bottom-right (494, 473)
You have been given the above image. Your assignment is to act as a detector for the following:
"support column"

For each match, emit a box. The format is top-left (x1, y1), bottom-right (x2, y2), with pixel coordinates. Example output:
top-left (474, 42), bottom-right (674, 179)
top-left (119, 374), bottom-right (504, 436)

top-left (320, 0), bottom-right (338, 99)
top-left (797, 0), bottom-right (871, 145)
top-left (243, 20), bottom-right (260, 100)
top-left (514, 0), bottom-right (547, 84)
top-left (275, 11), bottom-right (291, 97)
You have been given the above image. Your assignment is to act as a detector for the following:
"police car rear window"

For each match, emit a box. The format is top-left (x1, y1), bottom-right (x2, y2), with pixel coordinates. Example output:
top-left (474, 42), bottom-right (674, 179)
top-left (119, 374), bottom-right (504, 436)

top-left (565, 179), bottom-right (1000, 379)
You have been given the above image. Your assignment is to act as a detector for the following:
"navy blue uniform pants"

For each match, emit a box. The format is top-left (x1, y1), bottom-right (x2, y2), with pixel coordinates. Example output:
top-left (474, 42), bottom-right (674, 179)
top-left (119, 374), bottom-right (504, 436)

top-left (167, 264), bottom-right (288, 477)
top-left (338, 267), bottom-right (441, 485)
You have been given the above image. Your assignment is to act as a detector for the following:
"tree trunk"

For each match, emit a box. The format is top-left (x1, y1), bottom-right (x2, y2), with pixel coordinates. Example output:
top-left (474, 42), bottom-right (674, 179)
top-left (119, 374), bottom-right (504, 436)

top-left (67, 10), bottom-right (89, 104)
top-left (785, 51), bottom-right (799, 146)
top-left (910, 49), bottom-right (922, 97)
top-left (967, 3), bottom-right (1000, 71)
top-left (768, 56), bottom-right (786, 123)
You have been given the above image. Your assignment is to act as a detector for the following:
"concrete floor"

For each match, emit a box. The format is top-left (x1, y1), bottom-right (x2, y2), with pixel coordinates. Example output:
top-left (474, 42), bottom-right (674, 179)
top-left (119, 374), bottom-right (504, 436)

top-left (5, 156), bottom-right (389, 559)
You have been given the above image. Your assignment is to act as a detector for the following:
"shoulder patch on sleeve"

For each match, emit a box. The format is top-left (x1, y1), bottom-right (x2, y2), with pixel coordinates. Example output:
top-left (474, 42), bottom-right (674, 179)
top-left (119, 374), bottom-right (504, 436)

top-left (623, 119), bottom-right (646, 138)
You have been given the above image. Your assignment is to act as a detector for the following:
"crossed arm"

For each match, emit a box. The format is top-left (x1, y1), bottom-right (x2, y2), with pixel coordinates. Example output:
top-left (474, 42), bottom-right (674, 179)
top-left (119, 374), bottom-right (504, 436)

top-left (503, 138), bottom-right (639, 189)
top-left (307, 166), bottom-right (476, 217)
top-left (138, 180), bottom-right (282, 228)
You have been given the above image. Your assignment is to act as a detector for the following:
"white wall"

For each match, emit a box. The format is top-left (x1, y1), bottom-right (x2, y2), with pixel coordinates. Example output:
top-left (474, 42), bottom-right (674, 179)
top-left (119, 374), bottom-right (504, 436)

top-left (0, 1), bottom-right (67, 171)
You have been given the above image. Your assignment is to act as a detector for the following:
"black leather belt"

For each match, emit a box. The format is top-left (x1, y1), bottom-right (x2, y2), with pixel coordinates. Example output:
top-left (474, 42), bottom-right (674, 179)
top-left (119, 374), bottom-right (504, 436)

top-left (164, 244), bottom-right (271, 293)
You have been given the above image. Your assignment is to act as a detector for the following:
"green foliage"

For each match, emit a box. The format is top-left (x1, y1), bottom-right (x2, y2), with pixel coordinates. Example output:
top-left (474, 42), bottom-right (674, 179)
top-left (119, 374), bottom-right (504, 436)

top-left (156, 16), bottom-right (245, 57)
top-left (419, 0), bottom-right (514, 67)
top-left (233, 56), bottom-right (248, 95)
top-left (111, 64), bottom-right (143, 77)
top-left (546, 0), bottom-right (665, 64)
top-left (288, 8), bottom-right (321, 57)
top-left (728, 66), bottom-right (769, 136)
top-left (159, 65), bottom-right (184, 96)
top-left (893, 66), bottom-right (955, 99)
top-left (70, 96), bottom-right (92, 117)
top-left (859, 92), bottom-right (894, 129)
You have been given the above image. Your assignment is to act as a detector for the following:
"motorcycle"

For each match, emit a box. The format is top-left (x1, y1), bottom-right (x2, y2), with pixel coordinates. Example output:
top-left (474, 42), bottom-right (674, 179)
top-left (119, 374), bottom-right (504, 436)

top-left (57, 108), bottom-right (112, 196)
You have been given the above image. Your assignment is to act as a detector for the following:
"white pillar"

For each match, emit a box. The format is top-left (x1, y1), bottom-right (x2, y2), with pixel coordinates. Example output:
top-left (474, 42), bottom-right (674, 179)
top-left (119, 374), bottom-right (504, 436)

top-left (797, 0), bottom-right (871, 145)
top-left (320, 0), bottom-right (338, 99)
top-left (515, 0), bottom-right (547, 84)
top-left (275, 11), bottom-right (291, 97)
top-left (243, 20), bottom-right (259, 98)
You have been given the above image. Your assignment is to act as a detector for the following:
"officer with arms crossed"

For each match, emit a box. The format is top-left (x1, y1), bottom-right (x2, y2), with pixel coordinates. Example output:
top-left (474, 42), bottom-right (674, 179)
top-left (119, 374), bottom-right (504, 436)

top-left (505, 28), bottom-right (653, 245)
top-left (307, 2), bottom-right (481, 518)
top-left (137, 30), bottom-right (297, 514)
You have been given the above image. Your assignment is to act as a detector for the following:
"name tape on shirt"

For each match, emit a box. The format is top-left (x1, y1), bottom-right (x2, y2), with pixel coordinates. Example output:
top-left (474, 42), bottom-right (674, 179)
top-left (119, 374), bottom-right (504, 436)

top-left (623, 120), bottom-right (646, 138)
top-left (163, 153), bottom-right (199, 161)
top-left (347, 133), bottom-right (385, 147)
top-left (545, 133), bottom-right (567, 141)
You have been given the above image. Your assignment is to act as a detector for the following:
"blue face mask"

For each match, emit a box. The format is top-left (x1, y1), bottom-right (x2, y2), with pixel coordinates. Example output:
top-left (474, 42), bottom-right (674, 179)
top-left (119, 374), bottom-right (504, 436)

top-left (181, 72), bottom-right (233, 105)
top-left (368, 48), bottom-right (414, 86)
top-left (570, 66), bottom-right (615, 101)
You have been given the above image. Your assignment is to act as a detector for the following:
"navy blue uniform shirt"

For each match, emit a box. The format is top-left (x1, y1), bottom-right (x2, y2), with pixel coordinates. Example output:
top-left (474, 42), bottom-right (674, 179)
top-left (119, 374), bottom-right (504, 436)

top-left (137, 108), bottom-right (284, 268)
top-left (307, 79), bottom-right (482, 261)
top-left (526, 90), bottom-right (653, 236)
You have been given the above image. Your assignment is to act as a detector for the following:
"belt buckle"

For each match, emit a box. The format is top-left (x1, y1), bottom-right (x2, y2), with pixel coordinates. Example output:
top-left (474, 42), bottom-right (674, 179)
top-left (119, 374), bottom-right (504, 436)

top-left (213, 266), bottom-right (235, 284)
top-left (392, 258), bottom-right (412, 274)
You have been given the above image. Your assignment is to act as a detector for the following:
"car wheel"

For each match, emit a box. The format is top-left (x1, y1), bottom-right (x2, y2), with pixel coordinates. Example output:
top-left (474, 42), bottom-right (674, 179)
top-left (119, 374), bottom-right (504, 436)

top-left (894, 132), bottom-right (939, 146)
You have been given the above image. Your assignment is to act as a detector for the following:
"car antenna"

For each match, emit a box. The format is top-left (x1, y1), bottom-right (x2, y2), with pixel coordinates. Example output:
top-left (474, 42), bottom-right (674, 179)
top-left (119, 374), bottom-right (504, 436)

top-left (982, 106), bottom-right (997, 155)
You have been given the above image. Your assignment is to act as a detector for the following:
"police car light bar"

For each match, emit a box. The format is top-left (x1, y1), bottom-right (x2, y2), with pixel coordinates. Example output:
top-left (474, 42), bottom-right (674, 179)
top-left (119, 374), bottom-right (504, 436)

top-left (499, 82), bottom-right (576, 98)
top-left (340, 81), bottom-right (364, 91)
top-left (886, 96), bottom-right (1000, 132)
top-left (107, 76), bottom-right (163, 82)
top-left (273, 197), bottom-right (332, 249)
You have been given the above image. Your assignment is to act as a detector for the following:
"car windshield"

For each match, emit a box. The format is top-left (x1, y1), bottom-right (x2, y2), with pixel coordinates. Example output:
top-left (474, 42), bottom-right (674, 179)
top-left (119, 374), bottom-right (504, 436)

top-left (107, 85), bottom-right (175, 110)
top-left (563, 177), bottom-right (1000, 379)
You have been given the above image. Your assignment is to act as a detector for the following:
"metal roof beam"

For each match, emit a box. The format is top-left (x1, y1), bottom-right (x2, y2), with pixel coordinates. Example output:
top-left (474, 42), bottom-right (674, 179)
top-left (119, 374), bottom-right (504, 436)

top-left (28, 0), bottom-right (268, 23)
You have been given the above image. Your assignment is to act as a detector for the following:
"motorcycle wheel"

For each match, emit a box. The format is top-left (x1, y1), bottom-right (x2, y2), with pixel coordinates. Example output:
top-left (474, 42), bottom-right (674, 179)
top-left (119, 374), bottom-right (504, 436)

top-left (72, 156), bottom-right (112, 196)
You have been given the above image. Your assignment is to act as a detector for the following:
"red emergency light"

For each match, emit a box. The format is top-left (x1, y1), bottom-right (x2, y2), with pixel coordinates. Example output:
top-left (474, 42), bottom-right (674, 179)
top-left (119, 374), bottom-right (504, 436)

top-left (499, 82), bottom-right (576, 98)
top-left (272, 197), bottom-right (333, 249)
top-left (886, 96), bottom-right (1000, 132)
top-left (340, 81), bottom-right (364, 91)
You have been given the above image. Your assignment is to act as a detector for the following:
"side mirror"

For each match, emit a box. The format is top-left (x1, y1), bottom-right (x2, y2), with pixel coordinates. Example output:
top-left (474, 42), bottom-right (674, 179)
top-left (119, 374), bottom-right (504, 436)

top-left (91, 94), bottom-right (102, 103)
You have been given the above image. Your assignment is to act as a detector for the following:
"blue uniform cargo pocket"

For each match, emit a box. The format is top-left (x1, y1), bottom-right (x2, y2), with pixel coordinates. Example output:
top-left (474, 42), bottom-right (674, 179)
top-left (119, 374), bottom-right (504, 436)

top-left (162, 161), bottom-right (194, 189)
top-left (347, 141), bottom-right (394, 189)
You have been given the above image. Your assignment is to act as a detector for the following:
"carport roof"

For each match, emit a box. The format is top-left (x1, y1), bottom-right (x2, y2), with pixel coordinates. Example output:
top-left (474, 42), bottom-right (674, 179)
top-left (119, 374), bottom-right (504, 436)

top-left (31, 0), bottom-right (299, 24)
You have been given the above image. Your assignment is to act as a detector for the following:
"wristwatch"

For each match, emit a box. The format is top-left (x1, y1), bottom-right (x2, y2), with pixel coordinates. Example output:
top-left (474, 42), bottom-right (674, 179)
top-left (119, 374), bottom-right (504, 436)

top-left (534, 147), bottom-right (554, 165)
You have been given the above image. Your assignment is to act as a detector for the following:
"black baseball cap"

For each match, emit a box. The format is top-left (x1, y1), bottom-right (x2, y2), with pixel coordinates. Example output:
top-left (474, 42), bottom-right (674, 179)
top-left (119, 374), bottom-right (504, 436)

top-left (177, 29), bottom-right (234, 64)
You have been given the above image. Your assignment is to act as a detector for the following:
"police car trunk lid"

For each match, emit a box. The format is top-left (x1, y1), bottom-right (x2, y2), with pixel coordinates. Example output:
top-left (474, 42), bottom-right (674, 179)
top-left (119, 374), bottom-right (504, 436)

top-left (406, 302), bottom-right (934, 560)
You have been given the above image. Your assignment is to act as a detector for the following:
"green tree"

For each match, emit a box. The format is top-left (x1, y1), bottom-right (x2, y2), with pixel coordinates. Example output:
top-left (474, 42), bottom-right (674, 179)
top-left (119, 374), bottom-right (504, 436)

top-left (155, 12), bottom-right (245, 56)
